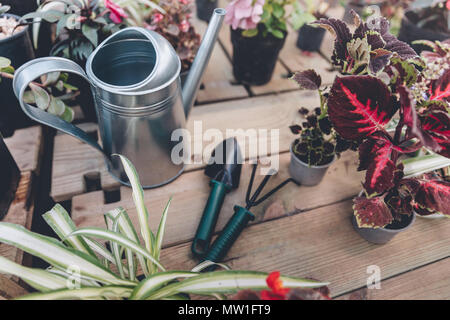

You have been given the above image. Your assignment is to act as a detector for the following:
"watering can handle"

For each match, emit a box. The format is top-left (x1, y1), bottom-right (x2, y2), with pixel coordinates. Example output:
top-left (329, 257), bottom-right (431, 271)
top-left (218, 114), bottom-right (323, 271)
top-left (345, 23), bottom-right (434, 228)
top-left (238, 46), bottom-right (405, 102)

top-left (12, 57), bottom-right (107, 157)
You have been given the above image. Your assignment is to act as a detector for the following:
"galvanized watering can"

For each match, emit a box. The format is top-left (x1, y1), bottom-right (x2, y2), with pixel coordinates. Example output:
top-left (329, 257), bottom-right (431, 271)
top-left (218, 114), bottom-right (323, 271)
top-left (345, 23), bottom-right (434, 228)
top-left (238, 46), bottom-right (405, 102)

top-left (13, 9), bottom-right (225, 188)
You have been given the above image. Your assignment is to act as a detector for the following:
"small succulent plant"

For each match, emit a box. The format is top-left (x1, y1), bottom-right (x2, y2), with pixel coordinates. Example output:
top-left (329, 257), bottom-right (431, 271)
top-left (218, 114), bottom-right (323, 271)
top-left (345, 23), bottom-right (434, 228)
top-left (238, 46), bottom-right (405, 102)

top-left (0, 57), bottom-right (78, 122)
top-left (290, 70), bottom-right (356, 167)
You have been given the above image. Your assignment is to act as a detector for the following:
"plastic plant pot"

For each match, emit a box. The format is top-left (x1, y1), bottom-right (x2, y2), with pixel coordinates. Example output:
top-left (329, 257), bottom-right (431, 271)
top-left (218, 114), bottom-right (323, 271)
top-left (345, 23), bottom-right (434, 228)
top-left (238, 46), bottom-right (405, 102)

top-left (351, 191), bottom-right (416, 244)
top-left (296, 24), bottom-right (326, 52)
top-left (230, 27), bottom-right (286, 86)
top-left (398, 10), bottom-right (450, 54)
top-left (196, 0), bottom-right (218, 22)
top-left (289, 142), bottom-right (335, 186)
top-left (0, 13), bottom-right (35, 137)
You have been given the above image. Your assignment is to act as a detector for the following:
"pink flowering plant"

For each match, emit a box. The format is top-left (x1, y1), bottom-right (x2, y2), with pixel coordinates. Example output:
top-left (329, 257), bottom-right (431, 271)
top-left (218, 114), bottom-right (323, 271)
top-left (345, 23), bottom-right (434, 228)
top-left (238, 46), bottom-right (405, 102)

top-left (225, 0), bottom-right (297, 38)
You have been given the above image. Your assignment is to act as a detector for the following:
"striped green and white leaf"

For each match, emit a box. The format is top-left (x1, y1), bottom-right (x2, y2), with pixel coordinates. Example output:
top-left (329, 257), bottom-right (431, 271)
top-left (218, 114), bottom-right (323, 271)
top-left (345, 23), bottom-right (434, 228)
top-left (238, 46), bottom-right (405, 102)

top-left (0, 256), bottom-right (67, 292)
top-left (17, 286), bottom-right (133, 300)
top-left (68, 227), bottom-right (165, 272)
top-left (403, 153), bottom-right (450, 178)
top-left (0, 223), bottom-right (134, 287)
top-left (117, 155), bottom-right (155, 271)
top-left (154, 197), bottom-right (171, 261)
top-left (146, 271), bottom-right (329, 300)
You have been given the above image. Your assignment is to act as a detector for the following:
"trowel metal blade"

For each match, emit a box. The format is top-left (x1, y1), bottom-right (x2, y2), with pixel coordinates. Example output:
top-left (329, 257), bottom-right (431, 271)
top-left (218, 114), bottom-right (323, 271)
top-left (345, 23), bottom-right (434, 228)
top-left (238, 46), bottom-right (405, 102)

top-left (204, 137), bottom-right (242, 189)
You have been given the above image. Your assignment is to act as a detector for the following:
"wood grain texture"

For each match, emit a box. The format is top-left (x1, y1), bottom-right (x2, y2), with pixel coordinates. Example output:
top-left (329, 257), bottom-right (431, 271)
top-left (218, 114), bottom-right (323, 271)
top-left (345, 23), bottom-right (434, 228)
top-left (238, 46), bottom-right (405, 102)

top-left (339, 258), bottom-right (450, 300)
top-left (0, 274), bottom-right (28, 299)
top-left (159, 200), bottom-right (450, 298)
top-left (52, 90), bottom-right (321, 201)
top-left (5, 126), bottom-right (43, 173)
top-left (71, 150), bottom-right (363, 249)
top-left (0, 172), bottom-right (35, 280)
top-left (191, 17), bottom-right (249, 104)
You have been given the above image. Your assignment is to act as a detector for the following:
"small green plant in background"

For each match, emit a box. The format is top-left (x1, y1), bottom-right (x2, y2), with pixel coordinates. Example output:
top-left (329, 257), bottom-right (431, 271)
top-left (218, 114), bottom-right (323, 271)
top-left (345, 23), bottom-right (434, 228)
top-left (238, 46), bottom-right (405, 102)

top-left (0, 155), bottom-right (328, 300)
top-left (0, 57), bottom-right (77, 122)
top-left (291, 0), bottom-right (330, 31)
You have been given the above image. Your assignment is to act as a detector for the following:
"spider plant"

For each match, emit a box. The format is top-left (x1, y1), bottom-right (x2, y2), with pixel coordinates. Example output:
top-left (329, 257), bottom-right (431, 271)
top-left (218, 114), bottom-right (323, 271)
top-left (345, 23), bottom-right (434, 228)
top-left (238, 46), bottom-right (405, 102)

top-left (0, 155), bottom-right (327, 300)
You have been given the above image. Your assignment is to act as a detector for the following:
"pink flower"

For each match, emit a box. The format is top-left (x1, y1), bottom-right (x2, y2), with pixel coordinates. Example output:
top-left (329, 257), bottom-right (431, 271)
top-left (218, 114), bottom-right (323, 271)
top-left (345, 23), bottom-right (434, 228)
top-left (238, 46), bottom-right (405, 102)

top-left (104, 0), bottom-right (128, 24)
top-left (180, 0), bottom-right (190, 4)
top-left (152, 13), bottom-right (164, 24)
top-left (179, 19), bottom-right (190, 33)
top-left (225, 0), bottom-right (264, 30)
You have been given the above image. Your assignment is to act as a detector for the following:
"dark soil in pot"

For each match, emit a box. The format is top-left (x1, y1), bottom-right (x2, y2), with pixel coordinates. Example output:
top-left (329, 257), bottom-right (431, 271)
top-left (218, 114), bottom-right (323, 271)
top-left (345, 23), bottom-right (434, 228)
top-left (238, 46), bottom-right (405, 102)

top-left (296, 24), bottom-right (326, 52)
top-left (230, 26), bottom-right (286, 86)
top-left (0, 13), bottom-right (35, 137)
top-left (196, 0), bottom-right (218, 22)
top-left (398, 11), bottom-right (450, 53)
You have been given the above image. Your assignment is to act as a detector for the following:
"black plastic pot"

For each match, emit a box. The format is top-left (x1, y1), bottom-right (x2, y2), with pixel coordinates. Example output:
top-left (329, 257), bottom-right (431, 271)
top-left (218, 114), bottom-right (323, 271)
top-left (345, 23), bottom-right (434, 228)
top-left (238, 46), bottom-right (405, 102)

top-left (296, 24), bottom-right (326, 52)
top-left (0, 133), bottom-right (20, 220)
top-left (398, 11), bottom-right (450, 54)
top-left (0, 0), bottom-right (37, 16)
top-left (0, 13), bottom-right (35, 137)
top-left (230, 27), bottom-right (286, 86)
top-left (196, 0), bottom-right (218, 22)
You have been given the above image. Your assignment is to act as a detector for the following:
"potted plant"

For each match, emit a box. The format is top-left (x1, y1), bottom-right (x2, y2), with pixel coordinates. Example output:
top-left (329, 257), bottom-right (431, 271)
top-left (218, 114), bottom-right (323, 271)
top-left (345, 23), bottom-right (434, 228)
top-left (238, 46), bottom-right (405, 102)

top-left (288, 70), bottom-right (357, 186)
top-left (0, 155), bottom-right (328, 299)
top-left (144, 0), bottom-right (201, 86)
top-left (21, 0), bottom-right (129, 122)
top-left (225, 0), bottom-right (295, 85)
top-left (196, 0), bottom-right (218, 22)
top-left (0, 4), bottom-right (35, 137)
top-left (311, 13), bottom-right (450, 243)
top-left (291, 0), bottom-right (330, 52)
top-left (398, 0), bottom-right (450, 52)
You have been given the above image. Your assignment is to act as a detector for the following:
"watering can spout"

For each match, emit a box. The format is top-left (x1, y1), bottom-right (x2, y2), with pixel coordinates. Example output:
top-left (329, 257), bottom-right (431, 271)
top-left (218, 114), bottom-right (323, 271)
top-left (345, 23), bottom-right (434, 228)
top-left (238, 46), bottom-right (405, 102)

top-left (182, 8), bottom-right (226, 116)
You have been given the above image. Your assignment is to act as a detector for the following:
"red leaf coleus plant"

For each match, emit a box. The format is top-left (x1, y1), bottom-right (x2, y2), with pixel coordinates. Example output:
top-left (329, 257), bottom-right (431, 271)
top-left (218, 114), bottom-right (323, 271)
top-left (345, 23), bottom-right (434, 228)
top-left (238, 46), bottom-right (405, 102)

top-left (301, 11), bottom-right (450, 228)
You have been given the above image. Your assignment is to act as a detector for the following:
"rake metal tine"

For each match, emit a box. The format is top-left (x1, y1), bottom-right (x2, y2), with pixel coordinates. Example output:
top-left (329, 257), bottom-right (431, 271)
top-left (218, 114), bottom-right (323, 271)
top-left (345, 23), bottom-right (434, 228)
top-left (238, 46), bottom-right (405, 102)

top-left (252, 178), bottom-right (297, 207)
top-left (245, 163), bottom-right (258, 205)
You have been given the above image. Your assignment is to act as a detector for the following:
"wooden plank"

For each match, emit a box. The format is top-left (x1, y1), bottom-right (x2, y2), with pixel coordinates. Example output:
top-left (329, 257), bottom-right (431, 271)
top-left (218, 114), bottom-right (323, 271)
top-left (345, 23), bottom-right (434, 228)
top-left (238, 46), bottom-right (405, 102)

top-left (4, 126), bottom-right (43, 173)
top-left (279, 26), bottom-right (337, 86)
top-left (0, 172), bottom-right (35, 280)
top-left (191, 15), bottom-right (248, 104)
top-left (218, 23), bottom-right (297, 95)
top-left (159, 200), bottom-right (450, 298)
top-left (0, 274), bottom-right (28, 299)
top-left (338, 258), bottom-right (450, 300)
top-left (72, 150), bottom-right (363, 249)
top-left (51, 90), bottom-right (321, 201)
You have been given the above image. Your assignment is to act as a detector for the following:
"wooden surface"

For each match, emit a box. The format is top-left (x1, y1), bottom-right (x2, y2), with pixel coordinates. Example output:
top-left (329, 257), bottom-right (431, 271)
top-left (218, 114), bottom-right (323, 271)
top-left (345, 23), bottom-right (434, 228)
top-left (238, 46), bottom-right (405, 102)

top-left (46, 3), bottom-right (450, 299)
top-left (1, 126), bottom-right (43, 288)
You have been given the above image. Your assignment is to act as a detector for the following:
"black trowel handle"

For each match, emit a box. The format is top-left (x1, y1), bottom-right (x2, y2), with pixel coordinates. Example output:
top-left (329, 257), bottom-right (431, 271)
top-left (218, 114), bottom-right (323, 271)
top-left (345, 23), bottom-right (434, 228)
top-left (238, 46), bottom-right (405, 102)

top-left (191, 180), bottom-right (230, 258)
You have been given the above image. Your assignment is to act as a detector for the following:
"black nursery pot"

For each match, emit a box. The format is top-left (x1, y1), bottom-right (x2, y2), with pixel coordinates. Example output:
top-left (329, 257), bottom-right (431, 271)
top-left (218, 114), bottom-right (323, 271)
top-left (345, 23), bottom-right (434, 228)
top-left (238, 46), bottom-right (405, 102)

top-left (231, 27), bottom-right (286, 86)
top-left (0, 13), bottom-right (35, 137)
top-left (398, 11), bottom-right (450, 54)
top-left (196, 0), bottom-right (218, 22)
top-left (296, 24), bottom-right (326, 52)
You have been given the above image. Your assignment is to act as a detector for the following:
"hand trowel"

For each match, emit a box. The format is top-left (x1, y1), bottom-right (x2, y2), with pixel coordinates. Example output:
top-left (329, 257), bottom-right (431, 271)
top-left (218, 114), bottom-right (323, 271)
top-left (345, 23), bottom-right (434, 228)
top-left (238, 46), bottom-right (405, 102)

top-left (191, 137), bottom-right (242, 258)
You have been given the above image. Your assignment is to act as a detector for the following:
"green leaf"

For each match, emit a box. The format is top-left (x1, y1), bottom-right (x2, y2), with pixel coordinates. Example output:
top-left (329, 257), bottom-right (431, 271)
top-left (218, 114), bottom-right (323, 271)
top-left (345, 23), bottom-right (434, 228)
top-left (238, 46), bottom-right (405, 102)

top-left (47, 97), bottom-right (67, 116)
top-left (146, 271), bottom-right (329, 300)
top-left (0, 57), bottom-right (11, 69)
top-left (22, 10), bottom-right (64, 23)
top-left (29, 83), bottom-right (51, 110)
top-left (82, 24), bottom-right (98, 47)
top-left (0, 223), bottom-right (134, 287)
top-left (60, 106), bottom-right (74, 122)
top-left (43, 72), bottom-right (61, 86)
top-left (272, 3), bottom-right (284, 19)
top-left (16, 286), bottom-right (133, 300)
top-left (23, 91), bottom-right (36, 104)
top-left (130, 271), bottom-right (198, 300)
top-left (0, 256), bottom-right (67, 292)
top-left (62, 82), bottom-right (79, 91)
top-left (1, 65), bottom-right (14, 74)
top-left (116, 155), bottom-right (155, 271)
top-left (155, 198), bottom-right (171, 260)
top-left (242, 29), bottom-right (258, 37)
top-left (271, 29), bottom-right (284, 39)
top-left (43, 204), bottom-right (97, 258)
top-left (68, 227), bottom-right (165, 273)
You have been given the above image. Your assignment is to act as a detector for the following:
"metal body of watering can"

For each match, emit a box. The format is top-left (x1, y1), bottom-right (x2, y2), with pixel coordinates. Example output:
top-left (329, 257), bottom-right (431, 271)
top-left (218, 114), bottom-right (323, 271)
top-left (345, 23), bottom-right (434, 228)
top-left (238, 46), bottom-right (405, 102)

top-left (13, 9), bottom-right (226, 188)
